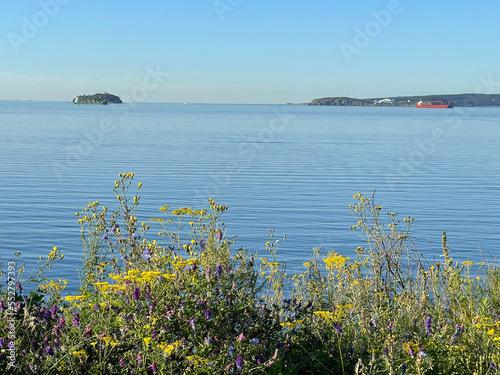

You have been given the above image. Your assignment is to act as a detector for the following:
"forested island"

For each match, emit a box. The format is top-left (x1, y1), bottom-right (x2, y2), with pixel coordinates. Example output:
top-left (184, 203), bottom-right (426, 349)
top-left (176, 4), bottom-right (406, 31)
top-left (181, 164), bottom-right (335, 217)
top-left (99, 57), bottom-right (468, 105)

top-left (308, 93), bottom-right (500, 107)
top-left (73, 92), bottom-right (122, 105)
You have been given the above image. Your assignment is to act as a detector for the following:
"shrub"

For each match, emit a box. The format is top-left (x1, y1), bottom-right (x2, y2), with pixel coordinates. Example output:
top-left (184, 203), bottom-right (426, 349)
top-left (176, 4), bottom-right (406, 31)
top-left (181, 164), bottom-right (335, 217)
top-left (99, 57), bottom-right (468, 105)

top-left (1, 175), bottom-right (499, 374)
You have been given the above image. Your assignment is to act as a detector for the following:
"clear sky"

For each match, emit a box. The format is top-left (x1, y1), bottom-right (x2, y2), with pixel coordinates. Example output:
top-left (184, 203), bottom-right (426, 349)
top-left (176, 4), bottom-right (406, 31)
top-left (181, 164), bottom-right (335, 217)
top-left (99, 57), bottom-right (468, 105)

top-left (1, 0), bottom-right (499, 104)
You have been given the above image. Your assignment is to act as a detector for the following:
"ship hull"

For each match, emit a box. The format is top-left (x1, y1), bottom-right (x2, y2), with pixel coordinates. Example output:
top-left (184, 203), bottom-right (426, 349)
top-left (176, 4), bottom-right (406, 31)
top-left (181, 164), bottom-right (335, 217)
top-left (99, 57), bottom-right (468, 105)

top-left (416, 104), bottom-right (453, 108)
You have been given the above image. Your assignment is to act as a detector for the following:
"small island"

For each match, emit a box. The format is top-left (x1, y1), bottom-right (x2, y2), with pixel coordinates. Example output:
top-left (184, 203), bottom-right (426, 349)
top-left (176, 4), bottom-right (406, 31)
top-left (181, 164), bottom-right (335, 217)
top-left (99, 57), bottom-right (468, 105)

top-left (73, 92), bottom-right (122, 105)
top-left (308, 93), bottom-right (500, 107)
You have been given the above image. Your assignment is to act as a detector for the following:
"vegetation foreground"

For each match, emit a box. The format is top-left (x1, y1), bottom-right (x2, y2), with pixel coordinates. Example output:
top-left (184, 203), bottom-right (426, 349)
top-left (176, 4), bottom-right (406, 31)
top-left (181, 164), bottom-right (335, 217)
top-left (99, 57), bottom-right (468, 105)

top-left (1, 174), bottom-right (499, 374)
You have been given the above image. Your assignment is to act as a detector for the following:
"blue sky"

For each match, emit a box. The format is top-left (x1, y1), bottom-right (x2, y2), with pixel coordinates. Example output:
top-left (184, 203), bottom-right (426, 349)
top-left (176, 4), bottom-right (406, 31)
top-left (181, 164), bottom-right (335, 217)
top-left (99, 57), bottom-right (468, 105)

top-left (1, 0), bottom-right (499, 103)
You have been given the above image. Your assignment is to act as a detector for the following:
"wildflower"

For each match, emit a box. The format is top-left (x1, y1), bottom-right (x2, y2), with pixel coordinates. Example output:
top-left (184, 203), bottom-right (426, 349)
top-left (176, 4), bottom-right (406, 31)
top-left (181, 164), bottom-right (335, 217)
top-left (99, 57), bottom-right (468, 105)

top-left (0, 338), bottom-right (5, 347)
top-left (137, 352), bottom-right (141, 364)
top-left (205, 309), bottom-right (212, 320)
top-left (402, 363), bottom-right (407, 374)
top-left (151, 363), bottom-right (158, 372)
top-left (334, 322), bottom-right (343, 334)
top-left (51, 304), bottom-right (58, 318)
top-left (236, 354), bottom-right (243, 370)
top-left (0, 300), bottom-right (4, 311)
top-left (257, 354), bottom-right (264, 364)
top-left (387, 321), bottom-right (393, 330)
top-left (101, 233), bottom-right (108, 240)
top-left (216, 264), bottom-right (223, 277)
top-left (16, 280), bottom-right (22, 293)
top-left (383, 347), bottom-right (388, 356)
top-left (57, 315), bottom-right (65, 329)
top-left (189, 316), bottom-right (196, 330)
top-left (450, 324), bottom-right (461, 343)
top-left (199, 238), bottom-right (206, 250)
top-left (46, 346), bottom-right (55, 356)
top-left (84, 327), bottom-right (92, 338)
top-left (237, 332), bottom-right (244, 342)
top-left (408, 343), bottom-right (414, 356)
top-left (142, 249), bottom-right (150, 260)
top-left (250, 338), bottom-right (259, 345)
top-left (425, 316), bottom-right (432, 335)
top-left (133, 233), bottom-right (140, 240)
top-left (119, 359), bottom-right (125, 368)
top-left (73, 312), bottom-right (80, 327)
top-left (133, 286), bottom-right (140, 301)
top-left (228, 345), bottom-right (234, 357)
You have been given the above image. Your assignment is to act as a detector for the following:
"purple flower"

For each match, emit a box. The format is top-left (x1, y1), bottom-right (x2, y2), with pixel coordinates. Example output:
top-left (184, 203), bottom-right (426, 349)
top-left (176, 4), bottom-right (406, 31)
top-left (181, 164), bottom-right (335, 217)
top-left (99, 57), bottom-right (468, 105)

top-left (189, 316), bottom-right (196, 330)
top-left (57, 315), bottom-right (65, 329)
top-left (0, 300), bottom-right (4, 311)
top-left (142, 250), bottom-right (150, 260)
top-left (73, 312), bottom-right (79, 327)
top-left (408, 344), bottom-right (413, 357)
top-left (257, 354), bottom-right (264, 365)
top-left (402, 363), bottom-right (407, 374)
top-left (84, 327), bottom-right (92, 338)
top-left (425, 316), bottom-right (432, 335)
top-left (101, 233), bottom-right (108, 240)
top-left (205, 309), bottom-right (212, 320)
top-left (133, 286), bottom-right (140, 301)
top-left (119, 358), bottom-right (125, 368)
top-left (387, 321), bottom-right (393, 330)
top-left (51, 304), bottom-right (58, 318)
top-left (43, 309), bottom-right (51, 324)
top-left (216, 264), bottom-right (223, 277)
top-left (236, 354), bottom-right (243, 370)
top-left (334, 322), bottom-right (343, 334)
top-left (133, 233), bottom-right (140, 240)
top-left (383, 347), bottom-right (388, 356)
top-left (249, 338), bottom-right (259, 345)
top-left (151, 362), bottom-right (157, 372)
top-left (199, 238), bottom-right (206, 250)
top-left (228, 345), bottom-right (234, 357)
top-left (46, 346), bottom-right (55, 356)
top-left (137, 352), bottom-right (141, 364)
top-left (0, 338), bottom-right (5, 347)
top-left (152, 330), bottom-right (157, 340)
top-left (450, 324), bottom-right (461, 344)
top-left (16, 281), bottom-right (22, 293)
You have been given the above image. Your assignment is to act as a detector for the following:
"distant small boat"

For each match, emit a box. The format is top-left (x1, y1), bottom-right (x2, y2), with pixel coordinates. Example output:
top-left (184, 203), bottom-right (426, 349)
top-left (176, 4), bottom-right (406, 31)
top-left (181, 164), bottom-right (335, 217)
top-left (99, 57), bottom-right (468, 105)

top-left (416, 100), bottom-right (453, 108)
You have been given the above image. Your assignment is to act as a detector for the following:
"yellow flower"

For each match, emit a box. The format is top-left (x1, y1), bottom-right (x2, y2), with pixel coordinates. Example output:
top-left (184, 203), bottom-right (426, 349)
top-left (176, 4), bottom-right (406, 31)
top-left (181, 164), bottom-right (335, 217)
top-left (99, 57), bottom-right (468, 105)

top-left (144, 337), bottom-right (152, 346)
top-left (95, 282), bottom-right (110, 292)
top-left (313, 311), bottom-right (332, 319)
top-left (488, 329), bottom-right (495, 335)
top-left (64, 295), bottom-right (85, 302)
top-left (72, 350), bottom-right (87, 358)
top-left (462, 261), bottom-right (475, 266)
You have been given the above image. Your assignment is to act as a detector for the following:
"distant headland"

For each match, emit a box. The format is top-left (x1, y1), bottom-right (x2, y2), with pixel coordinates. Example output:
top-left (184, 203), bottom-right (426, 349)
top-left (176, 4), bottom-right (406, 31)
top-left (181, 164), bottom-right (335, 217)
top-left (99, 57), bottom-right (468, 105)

top-left (73, 92), bottom-right (122, 105)
top-left (307, 94), bottom-right (500, 107)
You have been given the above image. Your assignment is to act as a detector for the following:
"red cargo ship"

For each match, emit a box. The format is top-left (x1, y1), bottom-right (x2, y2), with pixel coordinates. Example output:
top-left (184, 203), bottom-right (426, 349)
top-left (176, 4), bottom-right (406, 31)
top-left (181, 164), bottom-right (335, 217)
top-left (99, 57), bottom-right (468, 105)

top-left (416, 100), bottom-right (453, 108)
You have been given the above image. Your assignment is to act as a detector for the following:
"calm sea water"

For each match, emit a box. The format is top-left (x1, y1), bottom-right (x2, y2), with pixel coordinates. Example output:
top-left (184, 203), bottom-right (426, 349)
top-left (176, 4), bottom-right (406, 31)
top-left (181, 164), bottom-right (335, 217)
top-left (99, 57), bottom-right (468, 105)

top-left (1, 101), bottom-right (499, 291)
